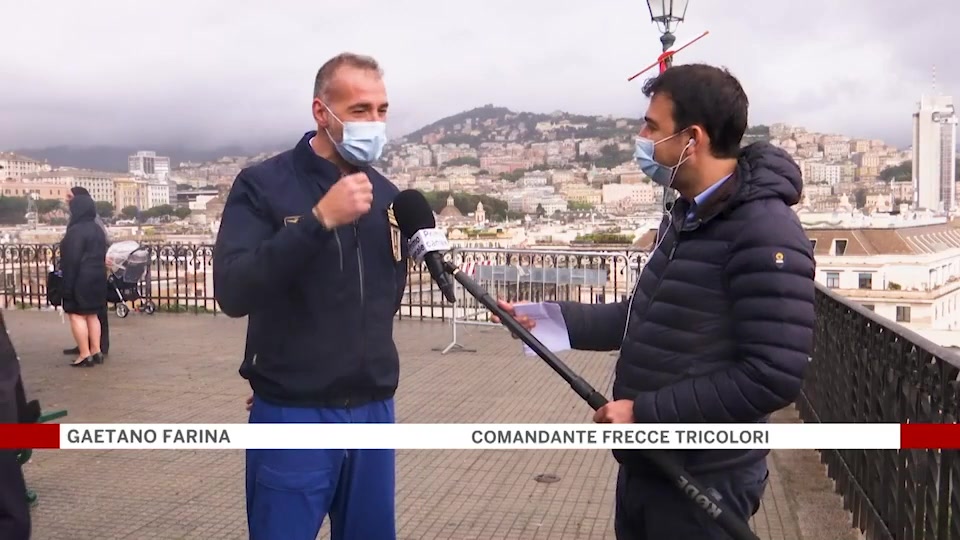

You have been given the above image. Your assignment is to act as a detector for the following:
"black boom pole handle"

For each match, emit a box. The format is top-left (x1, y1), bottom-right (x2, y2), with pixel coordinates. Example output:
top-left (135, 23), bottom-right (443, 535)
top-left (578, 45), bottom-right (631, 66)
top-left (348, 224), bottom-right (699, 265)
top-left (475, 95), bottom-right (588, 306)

top-left (444, 262), bottom-right (760, 540)
top-left (641, 451), bottom-right (760, 540)
top-left (585, 392), bottom-right (608, 411)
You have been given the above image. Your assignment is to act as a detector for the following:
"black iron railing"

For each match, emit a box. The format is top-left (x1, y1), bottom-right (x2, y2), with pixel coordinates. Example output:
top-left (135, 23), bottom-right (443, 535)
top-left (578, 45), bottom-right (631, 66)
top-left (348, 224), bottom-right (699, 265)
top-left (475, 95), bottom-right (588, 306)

top-left (798, 284), bottom-right (960, 540)
top-left (0, 244), bottom-right (58, 310)
top-left (0, 243), bottom-right (218, 315)
top-left (0, 243), bottom-right (642, 320)
top-left (400, 246), bottom-right (640, 321)
top-left (3, 241), bottom-right (960, 538)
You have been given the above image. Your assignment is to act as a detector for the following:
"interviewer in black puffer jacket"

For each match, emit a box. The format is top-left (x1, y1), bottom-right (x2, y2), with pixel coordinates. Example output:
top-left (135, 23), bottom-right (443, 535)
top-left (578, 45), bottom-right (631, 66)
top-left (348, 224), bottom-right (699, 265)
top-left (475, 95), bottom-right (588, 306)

top-left (59, 189), bottom-right (108, 368)
top-left (498, 64), bottom-right (816, 539)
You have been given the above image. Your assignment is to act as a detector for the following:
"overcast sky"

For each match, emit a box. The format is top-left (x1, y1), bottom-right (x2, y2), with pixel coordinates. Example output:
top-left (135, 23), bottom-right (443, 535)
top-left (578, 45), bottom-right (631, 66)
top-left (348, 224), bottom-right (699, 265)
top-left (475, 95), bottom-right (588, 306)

top-left (1, 0), bottom-right (956, 150)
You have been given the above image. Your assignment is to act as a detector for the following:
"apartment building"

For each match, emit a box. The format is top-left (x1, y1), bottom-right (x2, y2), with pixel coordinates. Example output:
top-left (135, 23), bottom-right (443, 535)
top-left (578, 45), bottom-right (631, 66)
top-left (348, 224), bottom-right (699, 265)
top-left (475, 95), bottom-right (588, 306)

top-left (601, 183), bottom-right (656, 210)
top-left (809, 224), bottom-right (960, 332)
top-left (0, 152), bottom-right (51, 179)
top-left (0, 179), bottom-right (68, 200)
top-left (21, 169), bottom-right (117, 203)
top-left (804, 161), bottom-right (843, 184)
top-left (113, 176), bottom-right (149, 210)
top-left (145, 181), bottom-right (170, 209)
top-left (559, 184), bottom-right (602, 206)
top-left (128, 151), bottom-right (171, 181)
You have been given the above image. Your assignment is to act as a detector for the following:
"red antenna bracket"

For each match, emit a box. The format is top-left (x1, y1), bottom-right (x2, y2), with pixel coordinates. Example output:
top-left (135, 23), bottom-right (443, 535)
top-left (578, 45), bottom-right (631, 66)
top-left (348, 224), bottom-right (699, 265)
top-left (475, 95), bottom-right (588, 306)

top-left (627, 30), bottom-right (710, 82)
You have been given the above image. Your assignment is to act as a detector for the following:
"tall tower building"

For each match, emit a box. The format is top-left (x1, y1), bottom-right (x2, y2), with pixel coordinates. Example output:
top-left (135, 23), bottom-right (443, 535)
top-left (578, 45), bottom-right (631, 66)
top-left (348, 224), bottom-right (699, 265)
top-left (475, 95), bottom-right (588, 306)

top-left (128, 150), bottom-right (171, 182)
top-left (912, 94), bottom-right (957, 212)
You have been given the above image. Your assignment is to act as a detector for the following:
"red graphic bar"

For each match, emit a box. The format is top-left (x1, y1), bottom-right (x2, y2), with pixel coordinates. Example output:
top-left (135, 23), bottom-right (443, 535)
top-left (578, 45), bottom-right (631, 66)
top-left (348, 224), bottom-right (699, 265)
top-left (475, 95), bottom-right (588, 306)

top-left (900, 423), bottom-right (960, 449)
top-left (0, 423), bottom-right (60, 449)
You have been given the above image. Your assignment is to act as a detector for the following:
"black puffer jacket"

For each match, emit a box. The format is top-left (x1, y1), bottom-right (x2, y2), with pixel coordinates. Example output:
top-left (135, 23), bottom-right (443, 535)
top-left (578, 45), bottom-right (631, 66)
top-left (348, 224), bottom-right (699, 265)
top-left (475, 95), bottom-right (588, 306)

top-left (557, 142), bottom-right (816, 475)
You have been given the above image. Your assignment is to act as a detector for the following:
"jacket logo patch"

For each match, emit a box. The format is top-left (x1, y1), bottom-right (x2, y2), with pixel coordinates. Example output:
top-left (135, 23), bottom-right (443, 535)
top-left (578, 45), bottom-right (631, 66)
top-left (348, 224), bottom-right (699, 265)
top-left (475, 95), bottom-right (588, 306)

top-left (774, 252), bottom-right (784, 267)
top-left (284, 216), bottom-right (300, 226)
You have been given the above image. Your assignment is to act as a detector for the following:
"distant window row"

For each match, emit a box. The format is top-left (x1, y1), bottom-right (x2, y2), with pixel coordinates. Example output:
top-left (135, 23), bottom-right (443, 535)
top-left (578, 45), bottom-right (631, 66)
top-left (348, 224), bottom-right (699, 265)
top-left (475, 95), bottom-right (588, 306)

top-left (824, 271), bottom-right (873, 289)
top-left (809, 238), bottom-right (847, 255)
top-left (860, 303), bottom-right (911, 322)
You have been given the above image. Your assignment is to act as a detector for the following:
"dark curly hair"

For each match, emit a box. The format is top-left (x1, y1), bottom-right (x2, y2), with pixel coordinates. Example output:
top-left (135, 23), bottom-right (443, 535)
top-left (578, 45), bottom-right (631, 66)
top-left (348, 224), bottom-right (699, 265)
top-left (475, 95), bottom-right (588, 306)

top-left (642, 64), bottom-right (749, 159)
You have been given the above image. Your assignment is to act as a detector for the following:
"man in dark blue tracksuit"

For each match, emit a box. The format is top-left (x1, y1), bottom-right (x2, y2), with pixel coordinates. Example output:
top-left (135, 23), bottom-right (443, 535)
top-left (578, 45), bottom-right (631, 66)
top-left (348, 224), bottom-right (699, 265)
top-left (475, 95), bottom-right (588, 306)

top-left (213, 52), bottom-right (408, 540)
top-left (500, 64), bottom-right (816, 539)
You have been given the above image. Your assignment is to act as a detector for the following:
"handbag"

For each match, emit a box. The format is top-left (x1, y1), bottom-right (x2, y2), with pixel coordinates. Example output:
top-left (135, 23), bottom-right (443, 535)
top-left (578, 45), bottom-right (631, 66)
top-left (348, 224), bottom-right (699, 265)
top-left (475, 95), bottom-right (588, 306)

top-left (46, 270), bottom-right (63, 307)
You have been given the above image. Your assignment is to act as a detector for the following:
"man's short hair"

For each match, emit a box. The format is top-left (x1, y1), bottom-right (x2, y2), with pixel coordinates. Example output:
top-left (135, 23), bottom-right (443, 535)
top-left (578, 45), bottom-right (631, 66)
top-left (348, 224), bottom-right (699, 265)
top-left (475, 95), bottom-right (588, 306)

top-left (70, 186), bottom-right (89, 196)
top-left (642, 64), bottom-right (749, 159)
top-left (313, 52), bottom-right (383, 100)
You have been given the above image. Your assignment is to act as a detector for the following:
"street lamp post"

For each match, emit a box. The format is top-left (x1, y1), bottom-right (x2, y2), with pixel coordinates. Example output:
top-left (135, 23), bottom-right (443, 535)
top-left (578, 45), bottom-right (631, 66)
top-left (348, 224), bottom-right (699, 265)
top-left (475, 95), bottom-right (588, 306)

top-left (646, 0), bottom-right (689, 207)
top-left (646, 0), bottom-right (689, 68)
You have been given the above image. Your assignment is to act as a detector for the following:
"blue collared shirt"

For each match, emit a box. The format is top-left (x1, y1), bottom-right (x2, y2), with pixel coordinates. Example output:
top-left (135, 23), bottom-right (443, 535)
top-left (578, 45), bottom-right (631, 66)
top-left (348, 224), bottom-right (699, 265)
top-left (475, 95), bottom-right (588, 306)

top-left (685, 174), bottom-right (731, 225)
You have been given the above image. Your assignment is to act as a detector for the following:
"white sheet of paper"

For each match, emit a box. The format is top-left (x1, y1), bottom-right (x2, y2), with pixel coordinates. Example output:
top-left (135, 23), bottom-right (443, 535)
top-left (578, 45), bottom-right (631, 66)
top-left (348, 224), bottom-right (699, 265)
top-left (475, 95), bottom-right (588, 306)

top-left (512, 302), bottom-right (572, 357)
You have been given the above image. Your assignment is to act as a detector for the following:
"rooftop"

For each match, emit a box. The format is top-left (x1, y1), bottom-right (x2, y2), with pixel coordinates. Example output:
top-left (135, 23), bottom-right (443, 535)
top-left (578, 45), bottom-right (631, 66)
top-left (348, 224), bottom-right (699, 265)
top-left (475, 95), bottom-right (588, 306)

top-left (9, 310), bottom-right (858, 539)
top-left (21, 169), bottom-right (127, 180)
top-left (634, 220), bottom-right (960, 256)
top-left (808, 222), bottom-right (960, 256)
top-left (0, 152), bottom-right (43, 163)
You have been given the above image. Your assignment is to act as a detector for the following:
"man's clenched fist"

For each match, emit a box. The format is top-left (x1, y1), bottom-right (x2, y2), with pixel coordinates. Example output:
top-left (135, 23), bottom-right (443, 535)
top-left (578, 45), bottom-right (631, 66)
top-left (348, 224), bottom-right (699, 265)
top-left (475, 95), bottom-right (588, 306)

top-left (314, 172), bottom-right (373, 228)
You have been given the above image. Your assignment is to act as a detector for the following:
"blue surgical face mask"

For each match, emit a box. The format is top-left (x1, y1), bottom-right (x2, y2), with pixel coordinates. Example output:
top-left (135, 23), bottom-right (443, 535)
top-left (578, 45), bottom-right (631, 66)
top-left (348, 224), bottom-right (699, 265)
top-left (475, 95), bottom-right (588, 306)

top-left (634, 131), bottom-right (692, 188)
top-left (323, 104), bottom-right (387, 166)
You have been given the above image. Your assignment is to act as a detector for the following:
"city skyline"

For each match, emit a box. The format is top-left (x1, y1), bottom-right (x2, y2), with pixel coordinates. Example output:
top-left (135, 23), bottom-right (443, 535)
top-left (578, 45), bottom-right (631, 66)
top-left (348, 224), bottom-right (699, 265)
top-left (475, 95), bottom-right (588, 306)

top-left (1, 0), bottom-right (956, 150)
top-left (1, 109), bottom-right (920, 220)
top-left (2, 105), bottom-right (923, 173)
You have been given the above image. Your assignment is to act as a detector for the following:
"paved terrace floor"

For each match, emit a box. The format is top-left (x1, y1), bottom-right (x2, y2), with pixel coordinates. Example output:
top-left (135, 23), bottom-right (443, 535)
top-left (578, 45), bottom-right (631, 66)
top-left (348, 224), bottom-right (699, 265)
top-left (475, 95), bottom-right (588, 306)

top-left (8, 310), bottom-right (860, 540)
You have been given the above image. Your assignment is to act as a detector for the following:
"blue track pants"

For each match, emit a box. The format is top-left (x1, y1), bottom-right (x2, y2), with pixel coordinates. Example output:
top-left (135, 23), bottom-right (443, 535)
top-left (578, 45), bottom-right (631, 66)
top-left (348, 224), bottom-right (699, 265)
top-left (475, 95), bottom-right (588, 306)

top-left (245, 395), bottom-right (396, 540)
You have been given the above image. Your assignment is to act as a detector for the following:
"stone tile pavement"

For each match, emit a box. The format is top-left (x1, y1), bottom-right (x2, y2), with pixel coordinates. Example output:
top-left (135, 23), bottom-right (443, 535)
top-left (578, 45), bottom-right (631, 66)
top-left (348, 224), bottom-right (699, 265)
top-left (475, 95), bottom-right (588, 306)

top-left (6, 309), bottom-right (842, 539)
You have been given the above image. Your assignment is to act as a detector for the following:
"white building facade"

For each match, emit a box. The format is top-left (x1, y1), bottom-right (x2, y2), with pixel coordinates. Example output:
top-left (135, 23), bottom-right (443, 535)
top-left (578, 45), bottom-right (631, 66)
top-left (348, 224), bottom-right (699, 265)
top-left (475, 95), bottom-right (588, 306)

top-left (129, 151), bottom-right (171, 182)
top-left (816, 249), bottom-right (960, 331)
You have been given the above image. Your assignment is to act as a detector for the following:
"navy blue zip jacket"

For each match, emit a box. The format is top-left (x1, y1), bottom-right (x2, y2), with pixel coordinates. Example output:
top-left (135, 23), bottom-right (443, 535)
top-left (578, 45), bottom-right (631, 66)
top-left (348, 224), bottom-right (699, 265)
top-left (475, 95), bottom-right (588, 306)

top-left (555, 142), bottom-right (816, 475)
top-left (213, 131), bottom-right (409, 408)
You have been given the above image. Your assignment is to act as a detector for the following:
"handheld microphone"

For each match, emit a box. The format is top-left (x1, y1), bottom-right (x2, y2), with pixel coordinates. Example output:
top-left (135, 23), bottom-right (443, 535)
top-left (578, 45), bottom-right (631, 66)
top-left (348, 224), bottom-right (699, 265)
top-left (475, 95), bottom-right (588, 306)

top-left (392, 190), bottom-right (457, 304)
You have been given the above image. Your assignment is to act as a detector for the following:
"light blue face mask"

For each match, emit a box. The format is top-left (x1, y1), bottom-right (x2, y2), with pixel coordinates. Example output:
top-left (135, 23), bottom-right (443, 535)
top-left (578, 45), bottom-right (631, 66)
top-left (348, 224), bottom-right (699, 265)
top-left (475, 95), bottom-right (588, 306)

top-left (634, 131), bottom-right (692, 188)
top-left (323, 104), bottom-right (387, 166)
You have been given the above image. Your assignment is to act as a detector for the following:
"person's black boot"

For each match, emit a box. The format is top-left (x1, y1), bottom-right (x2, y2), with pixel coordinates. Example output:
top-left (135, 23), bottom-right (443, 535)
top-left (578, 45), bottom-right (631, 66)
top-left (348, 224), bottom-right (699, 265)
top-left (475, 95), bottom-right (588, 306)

top-left (63, 347), bottom-right (79, 355)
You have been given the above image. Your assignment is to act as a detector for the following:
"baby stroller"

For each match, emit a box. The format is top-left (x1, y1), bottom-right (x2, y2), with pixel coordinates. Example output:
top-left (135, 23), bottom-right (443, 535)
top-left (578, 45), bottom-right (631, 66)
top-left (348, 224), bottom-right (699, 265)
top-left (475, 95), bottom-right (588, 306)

top-left (105, 241), bottom-right (157, 318)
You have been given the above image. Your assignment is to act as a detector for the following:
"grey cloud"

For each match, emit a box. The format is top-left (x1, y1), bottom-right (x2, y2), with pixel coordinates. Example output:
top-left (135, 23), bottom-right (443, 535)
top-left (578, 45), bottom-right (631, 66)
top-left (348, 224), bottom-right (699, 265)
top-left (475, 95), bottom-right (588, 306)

top-left (1, 0), bottom-right (957, 150)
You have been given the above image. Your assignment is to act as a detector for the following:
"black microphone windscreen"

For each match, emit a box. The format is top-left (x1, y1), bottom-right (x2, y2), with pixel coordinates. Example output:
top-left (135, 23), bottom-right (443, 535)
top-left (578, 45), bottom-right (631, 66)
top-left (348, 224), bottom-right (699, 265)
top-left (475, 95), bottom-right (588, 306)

top-left (393, 189), bottom-right (437, 237)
